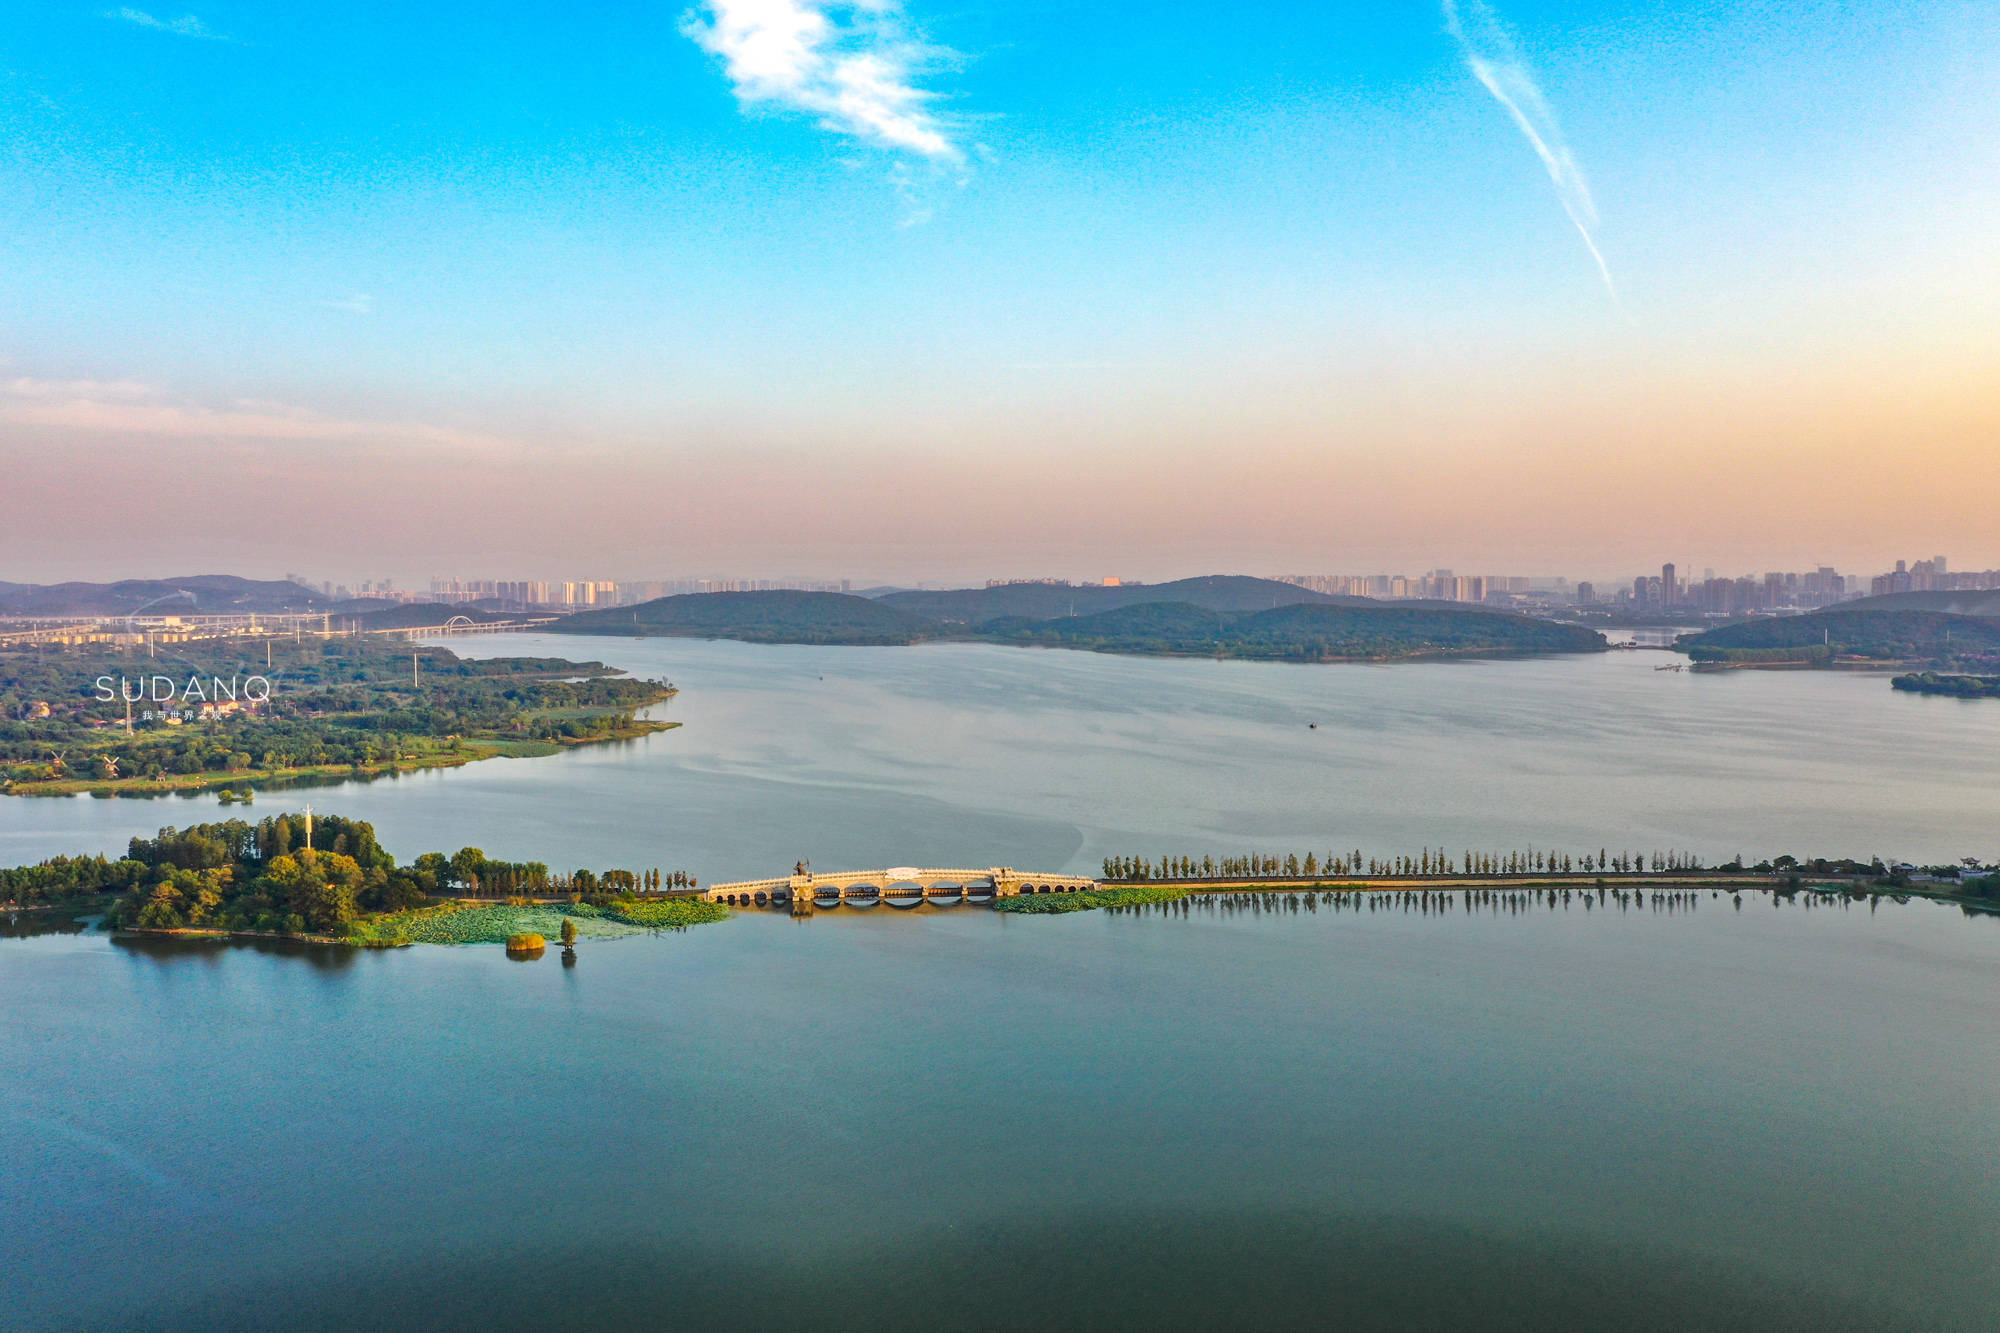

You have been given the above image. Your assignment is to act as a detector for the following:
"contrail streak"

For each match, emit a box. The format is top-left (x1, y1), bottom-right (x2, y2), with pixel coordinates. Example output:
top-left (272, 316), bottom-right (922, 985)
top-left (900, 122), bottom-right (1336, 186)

top-left (1443, 0), bottom-right (1624, 310)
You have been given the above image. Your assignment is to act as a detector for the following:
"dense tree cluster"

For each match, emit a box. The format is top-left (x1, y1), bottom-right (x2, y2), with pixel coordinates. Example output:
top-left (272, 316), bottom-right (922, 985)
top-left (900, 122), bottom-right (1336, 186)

top-left (0, 853), bottom-right (147, 905)
top-left (0, 813), bottom-right (698, 939)
top-left (1891, 672), bottom-right (2000, 698)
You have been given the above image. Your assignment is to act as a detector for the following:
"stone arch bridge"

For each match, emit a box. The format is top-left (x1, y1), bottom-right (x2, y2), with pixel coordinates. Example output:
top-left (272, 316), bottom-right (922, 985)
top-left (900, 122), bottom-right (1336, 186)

top-left (704, 866), bottom-right (1099, 911)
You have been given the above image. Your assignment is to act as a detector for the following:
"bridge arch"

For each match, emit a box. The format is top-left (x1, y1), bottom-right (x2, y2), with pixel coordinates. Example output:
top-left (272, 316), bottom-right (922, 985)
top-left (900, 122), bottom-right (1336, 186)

top-left (703, 866), bottom-right (1099, 908)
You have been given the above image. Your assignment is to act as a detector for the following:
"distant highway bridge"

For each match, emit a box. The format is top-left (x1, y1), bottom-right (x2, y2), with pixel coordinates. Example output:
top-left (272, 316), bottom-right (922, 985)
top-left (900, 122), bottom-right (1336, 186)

top-left (705, 866), bottom-right (1099, 912)
top-left (0, 611), bottom-right (557, 646)
top-left (388, 615), bottom-right (559, 638)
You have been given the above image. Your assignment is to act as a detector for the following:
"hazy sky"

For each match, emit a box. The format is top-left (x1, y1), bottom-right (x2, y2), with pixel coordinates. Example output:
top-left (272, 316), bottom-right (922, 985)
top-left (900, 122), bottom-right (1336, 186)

top-left (3, 0), bottom-right (1995, 585)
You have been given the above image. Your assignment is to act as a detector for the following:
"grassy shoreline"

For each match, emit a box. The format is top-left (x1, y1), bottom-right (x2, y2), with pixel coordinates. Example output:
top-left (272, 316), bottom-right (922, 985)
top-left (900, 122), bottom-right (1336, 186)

top-left (112, 895), bottom-right (731, 947)
top-left (3, 720), bottom-right (677, 798)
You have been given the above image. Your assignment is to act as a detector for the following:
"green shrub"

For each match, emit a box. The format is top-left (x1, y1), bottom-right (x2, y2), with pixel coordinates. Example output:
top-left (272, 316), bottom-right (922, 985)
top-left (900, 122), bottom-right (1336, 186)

top-left (995, 886), bottom-right (1192, 915)
top-left (606, 898), bottom-right (729, 929)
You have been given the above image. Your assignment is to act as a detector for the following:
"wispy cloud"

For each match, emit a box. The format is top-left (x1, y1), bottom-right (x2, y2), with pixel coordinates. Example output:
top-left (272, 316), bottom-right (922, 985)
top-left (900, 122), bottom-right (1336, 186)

top-left (1442, 0), bottom-right (1620, 307)
top-left (104, 8), bottom-right (228, 40)
top-left (681, 1), bottom-right (964, 165)
top-left (0, 377), bottom-right (501, 449)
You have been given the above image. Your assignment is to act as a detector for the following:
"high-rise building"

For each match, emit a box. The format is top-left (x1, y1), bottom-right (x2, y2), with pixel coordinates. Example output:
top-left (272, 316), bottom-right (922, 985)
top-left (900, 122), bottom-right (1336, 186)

top-left (1661, 563), bottom-right (1677, 606)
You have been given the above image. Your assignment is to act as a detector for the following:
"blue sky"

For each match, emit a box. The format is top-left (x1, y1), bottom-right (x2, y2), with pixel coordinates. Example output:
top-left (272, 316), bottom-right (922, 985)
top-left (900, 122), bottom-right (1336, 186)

top-left (2, 1), bottom-right (1995, 582)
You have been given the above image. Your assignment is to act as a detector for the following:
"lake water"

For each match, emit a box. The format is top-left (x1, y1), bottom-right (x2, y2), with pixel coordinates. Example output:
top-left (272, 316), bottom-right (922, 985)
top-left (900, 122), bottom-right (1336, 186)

top-left (4, 639), bottom-right (1999, 1330)
top-left (4, 891), bottom-right (1997, 1330)
top-left (2, 635), bottom-right (1999, 876)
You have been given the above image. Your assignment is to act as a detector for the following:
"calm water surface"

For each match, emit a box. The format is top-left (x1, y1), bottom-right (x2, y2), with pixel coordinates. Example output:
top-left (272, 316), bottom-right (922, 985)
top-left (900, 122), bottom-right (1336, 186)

top-left (1, 636), bottom-right (1997, 874)
top-left (4, 641), bottom-right (1998, 1330)
top-left (3, 894), bottom-right (1997, 1330)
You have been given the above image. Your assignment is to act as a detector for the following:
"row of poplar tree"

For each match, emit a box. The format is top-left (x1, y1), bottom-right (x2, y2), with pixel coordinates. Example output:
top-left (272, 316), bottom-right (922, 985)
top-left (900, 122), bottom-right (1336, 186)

top-left (1103, 848), bottom-right (1710, 881)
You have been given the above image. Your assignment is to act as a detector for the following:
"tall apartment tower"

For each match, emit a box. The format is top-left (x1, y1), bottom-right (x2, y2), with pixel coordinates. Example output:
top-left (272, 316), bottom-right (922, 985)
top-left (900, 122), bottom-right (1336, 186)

top-left (1661, 562), bottom-right (1677, 606)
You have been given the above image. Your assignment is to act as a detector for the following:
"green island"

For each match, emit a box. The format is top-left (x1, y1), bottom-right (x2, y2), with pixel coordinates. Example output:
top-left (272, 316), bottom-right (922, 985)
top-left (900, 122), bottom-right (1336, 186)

top-left (0, 811), bottom-right (725, 943)
top-left (550, 581), bottom-right (1608, 661)
top-left (1677, 608), bottom-right (2000, 669)
top-left (1891, 672), bottom-right (2000, 699)
top-left (0, 637), bottom-right (677, 796)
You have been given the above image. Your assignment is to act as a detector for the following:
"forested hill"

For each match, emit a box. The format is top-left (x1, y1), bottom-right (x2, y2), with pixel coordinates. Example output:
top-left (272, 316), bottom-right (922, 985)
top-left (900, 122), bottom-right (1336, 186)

top-left (545, 587), bottom-right (1604, 658)
top-left (1678, 610), bottom-right (2000, 661)
top-left (876, 576), bottom-right (1356, 625)
top-left (0, 576), bottom-right (328, 616)
top-left (550, 590), bottom-right (942, 645)
top-left (983, 602), bottom-right (1607, 660)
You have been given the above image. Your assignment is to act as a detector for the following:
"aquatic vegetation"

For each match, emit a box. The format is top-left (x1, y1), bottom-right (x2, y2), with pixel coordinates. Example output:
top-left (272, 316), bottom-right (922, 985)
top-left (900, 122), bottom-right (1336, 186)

top-left (995, 886), bottom-right (1192, 915)
top-left (605, 898), bottom-right (729, 929)
top-left (350, 897), bottom-right (727, 945)
top-left (352, 903), bottom-right (640, 945)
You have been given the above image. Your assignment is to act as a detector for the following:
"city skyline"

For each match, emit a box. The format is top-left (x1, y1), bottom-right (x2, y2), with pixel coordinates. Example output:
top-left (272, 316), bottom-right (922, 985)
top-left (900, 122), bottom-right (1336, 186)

top-left (195, 551), bottom-right (2000, 612)
top-left (5, 1), bottom-right (1997, 578)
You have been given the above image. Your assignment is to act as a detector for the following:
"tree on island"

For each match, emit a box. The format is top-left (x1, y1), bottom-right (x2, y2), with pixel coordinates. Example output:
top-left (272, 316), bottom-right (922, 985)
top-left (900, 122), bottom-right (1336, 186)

top-left (450, 847), bottom-right (486, 894)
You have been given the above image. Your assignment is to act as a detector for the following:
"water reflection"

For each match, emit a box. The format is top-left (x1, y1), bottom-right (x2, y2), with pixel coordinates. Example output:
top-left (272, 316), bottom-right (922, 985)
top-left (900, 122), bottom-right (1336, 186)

top-left (0, 904), bottom-right (102, 938)
top-left (744, 884), bottom-right (2000, 924)
top-left (110, 932), bottom-right (363, 972)
top-left (111, 1208), bottom-right (1907, 1333)
top-left (6, 897), bottom-right (1998, 1330)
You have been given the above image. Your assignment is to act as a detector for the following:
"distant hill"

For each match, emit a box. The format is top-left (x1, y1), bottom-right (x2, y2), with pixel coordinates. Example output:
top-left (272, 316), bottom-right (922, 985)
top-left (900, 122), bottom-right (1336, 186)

top-left (549, 590), bottom-right (942, 645)
top-left (986, 601), bottom-right (1606, 660)
top-left (0, 576), bottom-right (328, 617)
top-left (879, 576), bottom-right (1359, 625)
top-left (547, 585), bottom-right (1603, 658)
top-left (1841, 590), bottom-right (2000, 617)
top-left (1679, 609), bottom-right (2000, 661)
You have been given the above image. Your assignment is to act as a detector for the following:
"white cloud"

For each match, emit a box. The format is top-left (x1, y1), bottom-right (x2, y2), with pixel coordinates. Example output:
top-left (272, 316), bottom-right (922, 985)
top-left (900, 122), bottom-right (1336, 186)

top-left (105, 8), bottom-right (228, 40)
top-left (318, 293), bottom-right (373, 315)
top-left (681, 1), bottom-right (963, 163)
top-left (0, 377), bottom-right (500, 449)
top-left (1442, 0), bottom-right (1620, 306)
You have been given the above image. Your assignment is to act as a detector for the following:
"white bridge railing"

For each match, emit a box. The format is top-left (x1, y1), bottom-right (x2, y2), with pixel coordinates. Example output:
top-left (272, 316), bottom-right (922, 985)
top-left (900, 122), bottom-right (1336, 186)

top-left (703, 866), bottom-right (1099, 904)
